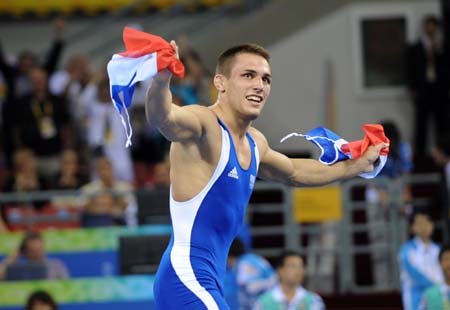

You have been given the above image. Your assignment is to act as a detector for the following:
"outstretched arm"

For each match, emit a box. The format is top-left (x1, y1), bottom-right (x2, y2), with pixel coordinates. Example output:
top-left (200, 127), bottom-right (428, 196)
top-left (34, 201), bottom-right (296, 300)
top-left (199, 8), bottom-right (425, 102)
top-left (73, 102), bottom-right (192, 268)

top-left (255, 130), bottom-right (387, 186)
top-left (145, 41), bottom-right (206, 143)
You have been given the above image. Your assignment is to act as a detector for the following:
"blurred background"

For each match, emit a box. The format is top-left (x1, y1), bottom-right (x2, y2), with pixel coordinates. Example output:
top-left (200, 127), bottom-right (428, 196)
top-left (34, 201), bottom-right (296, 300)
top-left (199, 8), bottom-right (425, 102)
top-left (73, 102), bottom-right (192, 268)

top-left (0, 0), bottom-right (449, 309)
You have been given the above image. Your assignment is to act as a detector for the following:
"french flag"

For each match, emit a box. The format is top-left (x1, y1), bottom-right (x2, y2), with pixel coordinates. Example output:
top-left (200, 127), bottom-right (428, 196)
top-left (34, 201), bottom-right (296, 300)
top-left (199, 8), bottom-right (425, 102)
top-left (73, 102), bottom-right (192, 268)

top-left (281, 124), bottom-right (390, 179)
top-left (107, 27), bottom-right (185, 146)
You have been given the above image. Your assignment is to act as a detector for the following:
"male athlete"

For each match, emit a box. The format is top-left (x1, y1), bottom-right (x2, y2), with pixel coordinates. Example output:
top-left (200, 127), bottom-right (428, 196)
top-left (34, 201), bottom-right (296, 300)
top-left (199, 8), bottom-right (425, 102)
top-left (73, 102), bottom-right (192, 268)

top-left (146, 42), bottom-right (387, 309)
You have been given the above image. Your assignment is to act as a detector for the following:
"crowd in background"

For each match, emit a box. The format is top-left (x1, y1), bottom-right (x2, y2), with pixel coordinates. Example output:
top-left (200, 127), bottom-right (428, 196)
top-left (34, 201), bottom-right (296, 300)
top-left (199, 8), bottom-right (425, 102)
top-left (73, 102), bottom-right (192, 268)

top-left (0, 17), bottom-right (216, 231)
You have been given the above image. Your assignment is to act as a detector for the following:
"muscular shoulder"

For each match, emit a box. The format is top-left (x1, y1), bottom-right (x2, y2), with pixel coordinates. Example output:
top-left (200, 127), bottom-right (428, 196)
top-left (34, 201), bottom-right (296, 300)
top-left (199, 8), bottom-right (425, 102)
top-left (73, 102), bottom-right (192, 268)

top-left (183, 105), bottom-right (218, 130)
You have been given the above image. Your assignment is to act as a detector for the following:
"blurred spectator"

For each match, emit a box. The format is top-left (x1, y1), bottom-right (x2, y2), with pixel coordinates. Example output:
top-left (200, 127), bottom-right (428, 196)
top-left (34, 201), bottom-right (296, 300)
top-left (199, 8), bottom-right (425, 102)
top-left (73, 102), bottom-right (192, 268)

top-left (171, 49), bottom-right (212, 106)
top-left (13, 68), bottom-right (71, 178)
top-left (1, 18), bottom-right (65, 167)
top-left (366, 120), bottom-right (413, 286)
top-left (1, 149), bottom-right (48, 225)
top-left (3, 149), bottom-right (47, 193)
top-left (399, 211), bottom-right (443, 310)
top-left (226, 238), bottom-right (277, 310)
top-left (25, 290), bottom-right (58, 310)
top-left (420, 244), bottom-right (450, 310)
top-left (50, 149), bottom-right (88, 190)
top-left (407, 15), bottom-right (450, 156)
top-left (49, 54), bottom-right (91, 146)
top-left (50, 149), bottom-right (88, 210)
top-left (86, 77), bottom-right (134, 183)
top-left (254, 251), bottom-right (325, 310)
top-left (0, 231), bottom-right (69, 280)
top-left (151, 159), bottom-right (170, 188)
top-left (81, 156), bottom-right (136, 226)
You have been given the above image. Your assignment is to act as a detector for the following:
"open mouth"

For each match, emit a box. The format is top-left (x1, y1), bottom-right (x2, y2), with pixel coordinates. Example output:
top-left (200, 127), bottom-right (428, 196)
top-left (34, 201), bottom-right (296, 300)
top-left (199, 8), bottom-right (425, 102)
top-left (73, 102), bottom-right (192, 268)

top-left (246, 95), bottom-right (263, 103)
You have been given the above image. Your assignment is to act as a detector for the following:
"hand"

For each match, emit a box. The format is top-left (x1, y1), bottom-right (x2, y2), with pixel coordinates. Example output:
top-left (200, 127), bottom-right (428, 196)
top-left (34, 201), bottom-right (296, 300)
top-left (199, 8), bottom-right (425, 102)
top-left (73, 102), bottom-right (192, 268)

top-left (153, 40), bottom-right (179, 85)
top-left (359, 143), bottom-right (389, 173)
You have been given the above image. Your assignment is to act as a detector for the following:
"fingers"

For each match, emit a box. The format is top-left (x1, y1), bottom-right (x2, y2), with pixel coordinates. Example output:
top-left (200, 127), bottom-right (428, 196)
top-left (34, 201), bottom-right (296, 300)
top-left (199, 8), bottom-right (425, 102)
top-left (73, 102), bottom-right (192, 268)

top-left (170, 40), bottom-right (179, 59)
top-left (371, 143), bottom-right (389, 153)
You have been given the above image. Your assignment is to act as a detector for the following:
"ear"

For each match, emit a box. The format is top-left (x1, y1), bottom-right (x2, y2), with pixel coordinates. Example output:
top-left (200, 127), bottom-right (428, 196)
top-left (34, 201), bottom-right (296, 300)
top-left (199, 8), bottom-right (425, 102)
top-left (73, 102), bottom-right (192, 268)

top-left (214, 74), bottom-right (226, 93)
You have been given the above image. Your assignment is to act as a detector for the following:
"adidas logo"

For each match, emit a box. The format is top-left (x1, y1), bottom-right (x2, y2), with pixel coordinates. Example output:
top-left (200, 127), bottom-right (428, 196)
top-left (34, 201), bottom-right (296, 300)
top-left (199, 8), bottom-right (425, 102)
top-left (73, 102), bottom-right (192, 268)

top-left (228, 167), bottom-right (239, 179)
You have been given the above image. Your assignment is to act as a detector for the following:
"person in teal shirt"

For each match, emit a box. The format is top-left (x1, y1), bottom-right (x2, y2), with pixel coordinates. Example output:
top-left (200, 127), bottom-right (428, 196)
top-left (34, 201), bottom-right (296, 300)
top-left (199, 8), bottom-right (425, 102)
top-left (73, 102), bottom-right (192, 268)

top-left (420, 245), bottom-right (450, 310)
top-left (253, 251), bottom-right (325, 310)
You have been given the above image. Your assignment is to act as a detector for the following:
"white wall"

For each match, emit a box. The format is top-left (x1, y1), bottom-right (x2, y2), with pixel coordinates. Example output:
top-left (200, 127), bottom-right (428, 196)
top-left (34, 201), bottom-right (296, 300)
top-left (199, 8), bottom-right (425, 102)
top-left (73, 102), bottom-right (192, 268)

top-left (255, 0), bottom-right (440, 154)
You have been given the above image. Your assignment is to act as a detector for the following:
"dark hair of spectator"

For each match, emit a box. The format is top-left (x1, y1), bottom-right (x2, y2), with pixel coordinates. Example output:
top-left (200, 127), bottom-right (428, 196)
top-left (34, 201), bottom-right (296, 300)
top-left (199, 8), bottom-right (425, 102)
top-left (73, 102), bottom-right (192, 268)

top-left (276, 250), bottom-right (303, 268)
top-left (19, 231), bottom-right (42, 255)
top-left (216, 43), bottom-right (270, 77)
top-left (25, 290), bottom-right (58, 310)
top-left (423, 15), bottom-right (440, 27)
top-left (408, 210), bottom-right (432, 226)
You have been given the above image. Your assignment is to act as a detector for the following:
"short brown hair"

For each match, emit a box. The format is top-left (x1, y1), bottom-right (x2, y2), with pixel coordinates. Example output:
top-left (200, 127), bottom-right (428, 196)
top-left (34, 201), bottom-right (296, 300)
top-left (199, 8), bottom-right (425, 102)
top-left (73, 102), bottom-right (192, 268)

top-left (20, 231), bottom-right (42, 255)
top-left (215, 43), bottom-right (270, 77)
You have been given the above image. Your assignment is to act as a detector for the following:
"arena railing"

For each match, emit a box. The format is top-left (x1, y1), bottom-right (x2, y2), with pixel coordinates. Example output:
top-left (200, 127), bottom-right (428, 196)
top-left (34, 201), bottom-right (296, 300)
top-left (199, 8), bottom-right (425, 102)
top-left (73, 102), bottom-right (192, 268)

top-left (0, 172), bottom-right (447, 294)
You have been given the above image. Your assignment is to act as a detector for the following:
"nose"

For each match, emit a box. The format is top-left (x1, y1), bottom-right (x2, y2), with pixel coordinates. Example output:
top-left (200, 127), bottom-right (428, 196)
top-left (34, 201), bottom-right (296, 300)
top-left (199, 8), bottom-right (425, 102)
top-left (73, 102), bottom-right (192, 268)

top-left (252, 78), bottom-right (264, 92)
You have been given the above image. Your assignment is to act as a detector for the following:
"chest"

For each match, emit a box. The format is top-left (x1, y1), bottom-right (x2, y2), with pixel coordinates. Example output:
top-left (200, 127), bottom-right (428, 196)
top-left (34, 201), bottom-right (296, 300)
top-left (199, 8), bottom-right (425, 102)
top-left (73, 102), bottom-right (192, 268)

top-left (229, 135), bottom-right (252, 170)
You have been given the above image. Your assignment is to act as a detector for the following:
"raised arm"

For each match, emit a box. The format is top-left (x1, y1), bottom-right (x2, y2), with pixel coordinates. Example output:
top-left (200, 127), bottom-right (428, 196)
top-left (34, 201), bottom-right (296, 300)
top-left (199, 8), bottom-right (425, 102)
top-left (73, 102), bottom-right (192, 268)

top-left (253, 129), bottom-right (387, 186)
top-left (145, 41), bottom-right (207, 143)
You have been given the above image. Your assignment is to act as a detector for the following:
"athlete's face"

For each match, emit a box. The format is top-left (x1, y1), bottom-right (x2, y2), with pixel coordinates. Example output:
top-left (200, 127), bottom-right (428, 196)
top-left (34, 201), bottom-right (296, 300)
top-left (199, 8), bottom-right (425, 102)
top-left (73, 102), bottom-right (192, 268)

top-left (278, 255), bottom-right (304, 287)
top-left (221, 53), bottom-right (271, 120)
top-left (440, 251), bottom-right (450, 282)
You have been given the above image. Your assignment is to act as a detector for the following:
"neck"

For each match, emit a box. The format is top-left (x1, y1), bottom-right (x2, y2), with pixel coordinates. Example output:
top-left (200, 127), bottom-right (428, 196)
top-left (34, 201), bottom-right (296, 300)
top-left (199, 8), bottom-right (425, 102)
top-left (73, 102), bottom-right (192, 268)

top-left (35, 90), bottom-right (47, 101)
top-left (211, 101), bottom-right (251, 137)
top-left (102, 179), bottom-right (114, 188)
top-left (418, 236), bottom-right (431, 245)
top-left (280, 283), bottom-right (297, 302)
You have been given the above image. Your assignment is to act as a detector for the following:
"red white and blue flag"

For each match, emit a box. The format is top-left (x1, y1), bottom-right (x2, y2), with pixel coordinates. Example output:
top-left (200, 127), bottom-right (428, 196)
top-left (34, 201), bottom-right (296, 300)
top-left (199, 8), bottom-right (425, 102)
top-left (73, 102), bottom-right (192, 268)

top-left (281, 124), bottom-right (390, 179)
top-left (107, 27), bottom-right (184, 146)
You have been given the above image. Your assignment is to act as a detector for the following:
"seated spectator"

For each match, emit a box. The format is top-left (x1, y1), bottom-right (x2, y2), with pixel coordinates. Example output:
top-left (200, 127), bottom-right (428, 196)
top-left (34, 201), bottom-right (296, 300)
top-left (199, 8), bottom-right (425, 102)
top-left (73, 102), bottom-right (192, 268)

top-left (420, 244), bottom-right (450, 310)
top-left (25, 290), bottom-right (58, 310)
top-left (254, 251), bottom-right (325, 310)
top-left (50, 149), bottom-right (88, 190)
top-left (3, 149), bottom-right (47, 193)
top-left (13, 68), bottom-right (72, 179)
top-left (399, 211), bottom-right (443, 310)
top-left (0, 17), bottom-right (65, 168)
top-left (151, 159), bottom-right (170, 188)
top-left (0, 231), bottom-right (69, 280)
top-left (2, 149), bottom-right (48, 225)
top-left (81, 156), bottom-right (136, 226)
top-left (81, 191), bottom-right (123, 227)
top-left (226, 238), bottom-right (277, 310)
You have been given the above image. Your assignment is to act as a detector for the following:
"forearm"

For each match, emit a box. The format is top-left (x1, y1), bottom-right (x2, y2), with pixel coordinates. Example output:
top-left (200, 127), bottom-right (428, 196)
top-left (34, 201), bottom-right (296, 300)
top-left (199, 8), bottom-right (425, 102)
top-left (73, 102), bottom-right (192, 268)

top-left (290, 158), bottom-right (367, 186)
top-left (145, 79), bottom-right (173, 127)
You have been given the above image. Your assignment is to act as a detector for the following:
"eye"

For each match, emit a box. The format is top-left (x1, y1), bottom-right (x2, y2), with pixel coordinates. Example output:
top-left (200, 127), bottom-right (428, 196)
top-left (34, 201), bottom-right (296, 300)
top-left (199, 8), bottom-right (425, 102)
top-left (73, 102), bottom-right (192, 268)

top-left (262, 77), bottom-right (271, 85)
top-left (243, 73), bottom-right (253, 79)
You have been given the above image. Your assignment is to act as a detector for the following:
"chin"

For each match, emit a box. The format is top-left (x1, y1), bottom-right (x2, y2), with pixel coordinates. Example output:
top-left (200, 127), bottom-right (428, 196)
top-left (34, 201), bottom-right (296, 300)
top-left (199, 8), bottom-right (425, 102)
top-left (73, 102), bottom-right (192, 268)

top-left (245, 111), bottom-right (260, 121)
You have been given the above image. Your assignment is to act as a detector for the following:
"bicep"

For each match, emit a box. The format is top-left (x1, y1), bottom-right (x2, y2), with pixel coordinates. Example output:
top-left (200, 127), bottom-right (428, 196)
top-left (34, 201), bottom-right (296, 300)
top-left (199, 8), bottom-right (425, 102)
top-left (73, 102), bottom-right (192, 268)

top-left (258, 148), bottom-right (295, 185)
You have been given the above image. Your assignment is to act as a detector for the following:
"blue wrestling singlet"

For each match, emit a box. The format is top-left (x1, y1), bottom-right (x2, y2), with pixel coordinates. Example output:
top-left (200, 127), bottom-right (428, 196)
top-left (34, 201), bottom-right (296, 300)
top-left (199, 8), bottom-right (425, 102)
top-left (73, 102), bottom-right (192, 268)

top-left (153, 118), bottom-right (259, 310)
